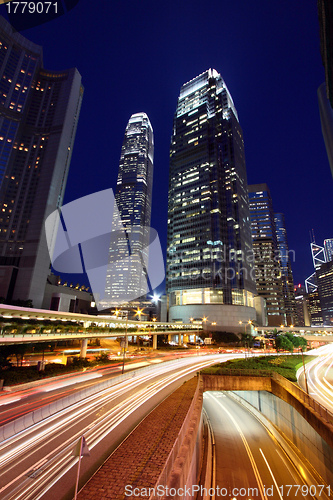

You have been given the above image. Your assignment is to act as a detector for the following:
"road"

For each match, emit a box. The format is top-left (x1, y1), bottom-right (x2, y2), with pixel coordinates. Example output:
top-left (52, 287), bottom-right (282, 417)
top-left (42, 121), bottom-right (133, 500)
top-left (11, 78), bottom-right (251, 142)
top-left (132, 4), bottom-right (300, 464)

top-left (298, 344), bottom-right (333, 413)
top-left (0, 354), bottom-right (223, 500)
top-left (0, 351), bottom-right (245, 425)
top-left (204, 392), bottom-right (328, 500)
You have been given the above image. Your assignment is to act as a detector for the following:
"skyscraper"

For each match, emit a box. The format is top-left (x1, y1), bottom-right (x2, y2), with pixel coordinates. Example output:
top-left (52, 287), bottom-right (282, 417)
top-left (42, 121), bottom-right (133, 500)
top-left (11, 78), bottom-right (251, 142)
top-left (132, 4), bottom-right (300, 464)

top-left (104, 112), bottom-right (154, 306)
top-left (317, 260), bottom-right (333, 325)
top-left (0, 16), bottom-right (83, 308)
top-left (318, 0), bottom-right (333, 108)
top-left (324, 238), bottom-right (333, 262)
top-left (274, 213), bottom-right (296, 325)
top-left (318, 82), bottom-right (333, 179)
top-left (248, 184), bottom-right (286, 326)
top-left (167, 69), bottom-right (257, 330)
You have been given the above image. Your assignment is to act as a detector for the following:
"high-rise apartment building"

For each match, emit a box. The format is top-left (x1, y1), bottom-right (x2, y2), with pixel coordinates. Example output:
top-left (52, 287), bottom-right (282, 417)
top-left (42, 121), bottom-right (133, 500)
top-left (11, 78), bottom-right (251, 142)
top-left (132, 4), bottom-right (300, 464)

top-left (248, 184), bottom-right (286, 326)
top-left (167, 69), bottom-right (257, 330)
top-left (274, 213), bottom-right (296, 325)
top-left (104, 112), bottom-right (154, 306)
top-left (0, 16), bottom-right (83, 308)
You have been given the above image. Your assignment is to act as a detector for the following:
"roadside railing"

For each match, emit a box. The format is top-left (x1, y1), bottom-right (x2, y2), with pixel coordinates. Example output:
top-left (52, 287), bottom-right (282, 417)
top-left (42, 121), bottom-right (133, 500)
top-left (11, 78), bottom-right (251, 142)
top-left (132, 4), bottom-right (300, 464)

top-left (204, 368), bottom-right (275, 377)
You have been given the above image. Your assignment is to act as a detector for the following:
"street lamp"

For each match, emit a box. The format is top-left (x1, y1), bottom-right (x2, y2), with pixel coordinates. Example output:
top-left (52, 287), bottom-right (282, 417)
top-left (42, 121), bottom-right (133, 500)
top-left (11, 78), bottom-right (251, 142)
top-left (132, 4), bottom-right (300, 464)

top-left (121, 309), bottom-right (129, 374)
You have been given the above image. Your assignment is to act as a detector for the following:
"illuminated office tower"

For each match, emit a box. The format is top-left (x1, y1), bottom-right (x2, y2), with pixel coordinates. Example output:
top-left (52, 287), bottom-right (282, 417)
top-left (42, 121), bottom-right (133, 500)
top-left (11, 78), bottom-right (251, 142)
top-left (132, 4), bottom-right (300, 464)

top-left (104, 112), bottom-right (154, 305)
top-left (248, 184), bottom-right (286, 326)
top-left (324, 238), bottom-right (333, 262)
top-left (167, 69), bottom-right (257, 330)
top-left (274, 213), bottom-right (296, 325)
top-left (0, 16), bottom-right (83, 307)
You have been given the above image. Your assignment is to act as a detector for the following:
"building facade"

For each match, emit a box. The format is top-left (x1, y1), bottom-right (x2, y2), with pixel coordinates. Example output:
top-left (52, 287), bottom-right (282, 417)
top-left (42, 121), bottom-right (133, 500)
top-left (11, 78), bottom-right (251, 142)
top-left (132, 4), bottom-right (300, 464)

top-left (166, 69), bottom-right (257, 331)
top-left (274, 213), bottom-right (297, 325)
top-left (0, 17), bottom-right (83, 308)
top-left (318, 0), bottom-right (333, 108)
top-left (104, 112), bottom-right (154, 306)
top-left (248, 184), bottom-right (286, 326)
top-left (316, 260), bottom-right (333, 325)
top-left (324, 238), bottom-right (333, 262)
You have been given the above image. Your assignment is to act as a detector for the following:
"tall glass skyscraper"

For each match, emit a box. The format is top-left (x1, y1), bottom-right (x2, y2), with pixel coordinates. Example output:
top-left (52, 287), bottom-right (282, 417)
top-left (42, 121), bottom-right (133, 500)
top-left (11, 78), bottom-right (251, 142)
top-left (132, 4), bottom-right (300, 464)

top-left (167, 69), bottom-right (257, 329)
top-left (0, 16), bottom-right (83, 308)
top-left (104, 112), bottom-right (154, 306)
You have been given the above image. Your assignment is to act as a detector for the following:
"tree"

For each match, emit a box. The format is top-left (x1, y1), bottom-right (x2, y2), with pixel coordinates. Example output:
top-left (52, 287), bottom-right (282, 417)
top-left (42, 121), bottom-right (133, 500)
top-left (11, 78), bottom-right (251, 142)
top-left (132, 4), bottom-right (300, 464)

top-left (0, 345), bottom-right (13, 369)
top-left (11, 343), bottom-right (28, 367)
top-left (275, 335), bottom-right (294, 352)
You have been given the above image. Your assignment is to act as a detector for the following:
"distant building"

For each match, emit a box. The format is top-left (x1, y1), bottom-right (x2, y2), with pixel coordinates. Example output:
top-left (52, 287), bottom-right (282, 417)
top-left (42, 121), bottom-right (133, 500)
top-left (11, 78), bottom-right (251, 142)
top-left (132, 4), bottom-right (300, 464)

top-left (104, 112), bottom-right (154, 307)
top-left (274, 213), bottom-right (297, 325)
top-left (0, 17), bottom-right (83, 308)
top-left (307, 290), bottom-right (323, 326)
top-left (166, 69), bottom-right (257, 332)
top-left (42, 275), bottom-right (93, 313)
top-left (317, 260), bottom-right (333, 325)
top-left (305, 242), bottom-right (327, 293)
top-left (324, 238), bottom-right (333, 262)
top-left (294, 284), bottom-right (310, 327)
top-left (248, 184), bottom-right (286, 326)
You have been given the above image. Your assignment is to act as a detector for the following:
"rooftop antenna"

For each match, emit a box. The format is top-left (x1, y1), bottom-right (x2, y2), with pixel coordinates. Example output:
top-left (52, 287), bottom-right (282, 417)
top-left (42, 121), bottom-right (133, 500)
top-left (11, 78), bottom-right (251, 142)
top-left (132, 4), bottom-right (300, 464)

top-left (312, 229), bottom-right (316, 244)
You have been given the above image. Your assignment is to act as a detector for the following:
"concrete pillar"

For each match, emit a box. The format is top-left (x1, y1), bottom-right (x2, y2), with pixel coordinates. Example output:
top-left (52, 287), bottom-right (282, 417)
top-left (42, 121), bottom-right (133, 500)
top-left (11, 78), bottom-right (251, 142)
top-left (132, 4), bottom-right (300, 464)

top-left (153, 334), bottom-right (157, 349)
top-left (80, 338), bottom-right (88, 358)
top-left (193, 334), bottom-right (196, 344)
top-left (168, 334), bottom-right (172, 342)
top-left (178, 334), bottom-right (182, 346)
top-left (183, 334), bottom-right (189, 343)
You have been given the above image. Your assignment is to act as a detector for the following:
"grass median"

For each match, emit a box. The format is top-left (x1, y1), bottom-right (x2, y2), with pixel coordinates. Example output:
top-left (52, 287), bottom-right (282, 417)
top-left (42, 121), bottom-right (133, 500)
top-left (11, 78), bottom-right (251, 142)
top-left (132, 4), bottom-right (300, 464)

top-left (201, 354), bottom-right (317, 382)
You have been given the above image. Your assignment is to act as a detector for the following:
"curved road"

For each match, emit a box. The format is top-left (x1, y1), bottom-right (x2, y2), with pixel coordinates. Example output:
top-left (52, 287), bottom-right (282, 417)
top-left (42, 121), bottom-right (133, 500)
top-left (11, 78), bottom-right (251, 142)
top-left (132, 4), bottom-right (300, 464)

top-left (204, 392), bottom-right (329, 500)
top-left (0, 354), bottom-right (223, 500)
top-left (298, 345), bottom-right (333, 414)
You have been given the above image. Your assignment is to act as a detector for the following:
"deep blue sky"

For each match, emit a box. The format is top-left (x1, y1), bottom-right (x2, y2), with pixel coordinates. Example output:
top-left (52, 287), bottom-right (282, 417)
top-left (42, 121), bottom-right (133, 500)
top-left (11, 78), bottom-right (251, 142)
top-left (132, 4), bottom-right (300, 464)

top-left (1, 0), bottom-right (331, 291)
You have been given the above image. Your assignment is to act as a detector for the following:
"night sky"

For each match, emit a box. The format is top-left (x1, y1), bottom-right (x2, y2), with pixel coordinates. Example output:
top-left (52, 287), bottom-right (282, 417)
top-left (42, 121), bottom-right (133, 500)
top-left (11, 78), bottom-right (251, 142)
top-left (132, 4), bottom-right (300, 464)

top-left (0, 0), bottom-right (330, 294)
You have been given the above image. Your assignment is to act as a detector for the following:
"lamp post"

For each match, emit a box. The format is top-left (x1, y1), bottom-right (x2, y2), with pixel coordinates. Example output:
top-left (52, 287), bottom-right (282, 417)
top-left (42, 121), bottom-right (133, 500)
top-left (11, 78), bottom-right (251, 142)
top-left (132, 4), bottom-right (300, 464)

top-left (121, 309), bottom-right (129, 374)
top-left (300, 346), bottom-right (309, 395)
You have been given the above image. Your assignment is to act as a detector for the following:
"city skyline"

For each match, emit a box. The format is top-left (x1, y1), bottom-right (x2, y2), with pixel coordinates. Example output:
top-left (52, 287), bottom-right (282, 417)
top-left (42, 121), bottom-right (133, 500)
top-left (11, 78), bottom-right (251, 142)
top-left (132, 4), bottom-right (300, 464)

top-left (0, 2), bottom-right (330, 293)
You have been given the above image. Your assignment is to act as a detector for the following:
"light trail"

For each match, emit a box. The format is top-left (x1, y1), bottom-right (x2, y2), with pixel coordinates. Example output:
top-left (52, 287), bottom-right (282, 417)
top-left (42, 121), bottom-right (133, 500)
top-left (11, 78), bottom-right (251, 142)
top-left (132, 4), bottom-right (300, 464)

top-left (301, 345), bottom-right (333, 412)
top-left (207, 392), bottom-right (267, 500)
top-left (0, 355), bottom-right (220, 500)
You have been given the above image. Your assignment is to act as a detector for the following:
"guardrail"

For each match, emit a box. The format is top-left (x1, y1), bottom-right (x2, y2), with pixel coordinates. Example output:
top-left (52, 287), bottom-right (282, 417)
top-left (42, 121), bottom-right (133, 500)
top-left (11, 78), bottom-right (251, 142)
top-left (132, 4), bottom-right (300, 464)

top-left (205, 368), bottom-right (275, 377)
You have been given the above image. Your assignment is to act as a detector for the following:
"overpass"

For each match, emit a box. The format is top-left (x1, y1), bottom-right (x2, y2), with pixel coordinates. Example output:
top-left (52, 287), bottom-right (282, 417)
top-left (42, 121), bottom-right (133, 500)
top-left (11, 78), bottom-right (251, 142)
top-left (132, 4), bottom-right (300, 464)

top-left (255, 325), bottom-right (333, 343)
top-left (0, 303), bottom-right (201, 354)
